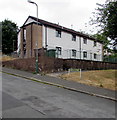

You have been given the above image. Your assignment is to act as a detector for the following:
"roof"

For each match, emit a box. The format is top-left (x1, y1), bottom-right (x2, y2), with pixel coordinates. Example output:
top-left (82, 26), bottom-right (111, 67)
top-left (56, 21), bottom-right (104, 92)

top-left (22, 16), bottom-right (102, 43)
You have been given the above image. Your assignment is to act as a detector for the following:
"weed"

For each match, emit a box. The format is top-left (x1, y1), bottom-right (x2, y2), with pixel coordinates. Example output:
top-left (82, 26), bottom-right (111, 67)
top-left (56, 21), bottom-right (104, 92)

top-left (100, 84), bottom-right (103, 88)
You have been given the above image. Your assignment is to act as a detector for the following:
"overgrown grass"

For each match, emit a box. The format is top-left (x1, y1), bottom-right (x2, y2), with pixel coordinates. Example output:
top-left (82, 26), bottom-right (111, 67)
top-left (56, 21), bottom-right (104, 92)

top-left (0, 55), bottom-right (16, 61)
top-left (60, 70), bottom-right (117, 91)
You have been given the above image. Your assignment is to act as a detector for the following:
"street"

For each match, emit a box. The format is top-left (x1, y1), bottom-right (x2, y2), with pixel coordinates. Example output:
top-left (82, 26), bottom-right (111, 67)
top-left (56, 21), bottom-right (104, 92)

top-left (2, 72), bottom-right (115, 118)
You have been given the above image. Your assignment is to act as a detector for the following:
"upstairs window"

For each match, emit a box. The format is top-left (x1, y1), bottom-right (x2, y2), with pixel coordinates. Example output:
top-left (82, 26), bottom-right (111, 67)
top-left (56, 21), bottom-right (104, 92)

top-left (56, 30), bottom-right (61, 38)
top-left (56, 47), bottom-right (62, 55)
top-left (94, 53), bottom-right (97, 59)
top-left (83, 38), bottom-right (87, 44)
top-left (72, 35), bottom-right (76, 41)
top-left (83, 51), bottom-right (87, 58)
top-left (72, 49), bottom-right (76, 57)
top-left (94, 41), bottom-right (97, 46)
top-left (23, 28), bottom-right (26, 41)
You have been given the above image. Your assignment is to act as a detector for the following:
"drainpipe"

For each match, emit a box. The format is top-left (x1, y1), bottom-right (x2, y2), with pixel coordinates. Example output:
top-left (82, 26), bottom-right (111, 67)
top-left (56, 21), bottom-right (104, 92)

top-left (45, 26), bottom-right (47, 49)
top-left (79, 37), bottom-right (81, 59)
top-left (31, 24), bottom-right (32, 57)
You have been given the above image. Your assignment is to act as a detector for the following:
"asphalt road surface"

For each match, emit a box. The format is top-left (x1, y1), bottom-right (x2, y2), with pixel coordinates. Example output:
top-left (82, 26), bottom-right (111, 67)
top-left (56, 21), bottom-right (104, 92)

top-left (2, 72), bottom-right (115, 118)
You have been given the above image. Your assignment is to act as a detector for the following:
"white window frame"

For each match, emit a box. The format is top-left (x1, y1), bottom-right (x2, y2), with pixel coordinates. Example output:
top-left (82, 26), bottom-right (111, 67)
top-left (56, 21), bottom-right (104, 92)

top-left (56, 30), bottom-right (61, 38)
top-left (94, 41), bottom-right (97, 47)
top-left (94, 53), bottom-right (97, 59)
top-left (83, 38), bottom-right (87, 44)
top-left (23, 28), bottom-right (26, 41)
top-left (72, 34), bottom-right (76, 41)
top-left (72, 49), bottom-right (76, 57)
top-left (83, 51), bottom-right (87, 58)
top-left (56, 47), bottom-right (62, 55)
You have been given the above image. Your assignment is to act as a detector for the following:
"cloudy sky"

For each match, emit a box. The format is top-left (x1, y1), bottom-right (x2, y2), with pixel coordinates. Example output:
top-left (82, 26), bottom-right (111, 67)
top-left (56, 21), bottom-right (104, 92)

top-left (0, 0), bottom-right (106, 34)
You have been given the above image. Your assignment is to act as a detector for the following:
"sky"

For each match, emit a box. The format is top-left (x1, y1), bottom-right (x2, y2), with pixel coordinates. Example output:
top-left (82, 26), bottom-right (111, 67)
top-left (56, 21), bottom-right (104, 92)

top-left (0, 0), bottom-right (106, 34)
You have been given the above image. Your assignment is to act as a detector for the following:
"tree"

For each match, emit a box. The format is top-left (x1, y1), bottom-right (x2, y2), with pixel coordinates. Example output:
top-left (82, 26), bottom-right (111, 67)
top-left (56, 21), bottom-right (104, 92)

top-left (93, 33), bottom-right (111, 51)
top-left (2, 19), bottom-right (18, 54)
top-left (91, 1), bottom-right (117, 48)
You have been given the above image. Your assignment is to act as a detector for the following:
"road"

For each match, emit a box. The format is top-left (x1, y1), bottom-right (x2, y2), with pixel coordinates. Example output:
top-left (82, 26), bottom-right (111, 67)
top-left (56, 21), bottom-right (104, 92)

top-left (2, 72), bottom-right (115, 118)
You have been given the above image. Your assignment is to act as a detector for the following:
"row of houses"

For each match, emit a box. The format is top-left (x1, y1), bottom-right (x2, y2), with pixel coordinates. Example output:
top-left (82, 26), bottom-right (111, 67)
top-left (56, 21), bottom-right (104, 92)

top-left (17, 16), bottom-right (103, 61)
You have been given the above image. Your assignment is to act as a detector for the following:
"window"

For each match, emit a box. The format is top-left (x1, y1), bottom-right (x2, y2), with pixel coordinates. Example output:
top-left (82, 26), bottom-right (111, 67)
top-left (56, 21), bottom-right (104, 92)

top-left (23, 28), bottom-right (26, 41)
top-left (23, 46), bottom-right (26, 56)
top-left (94, 41), bottom-right (97, 46)
top-left (23, 28), bottom-right (26, 56)
top-left (83, 51), bottom-right (87, 58)
top-left (83, 38), bottom-right (87, 44)
top-left (56, 30), bottom-right (61, 38)
top-left (94, 53), bottom-right (97, 59)
top-left (56, 47), bottom-right (62, 55)
top-left (72, 35), bottom-right (76, 41)
top-left (72, 49), bottom-right (76, 57)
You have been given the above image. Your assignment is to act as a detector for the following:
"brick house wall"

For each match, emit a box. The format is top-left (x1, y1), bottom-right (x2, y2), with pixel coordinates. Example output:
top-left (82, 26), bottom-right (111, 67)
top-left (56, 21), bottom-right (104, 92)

top-left (20, 24), bottom-right (43, 58)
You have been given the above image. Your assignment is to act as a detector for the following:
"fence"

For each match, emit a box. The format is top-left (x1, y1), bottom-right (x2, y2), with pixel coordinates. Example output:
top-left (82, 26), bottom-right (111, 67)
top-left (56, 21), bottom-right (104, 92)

top-left (46, 47), bottom-right (102, 62)
top-left (103, 56), bottom-right (117, 63)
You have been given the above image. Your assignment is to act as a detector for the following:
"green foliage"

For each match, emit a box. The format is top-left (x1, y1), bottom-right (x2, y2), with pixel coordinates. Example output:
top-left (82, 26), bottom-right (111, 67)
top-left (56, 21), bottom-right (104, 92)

top-left (93, 33), bottom-right (111, 50)
top-left (91, 1), bottom-right (117, 47)
top-left (102, 1), bottom-right (117, 42)
top-left (100, 84), bottom-right (103, 88)
top-left (2, 19), bottom-right (18, 54)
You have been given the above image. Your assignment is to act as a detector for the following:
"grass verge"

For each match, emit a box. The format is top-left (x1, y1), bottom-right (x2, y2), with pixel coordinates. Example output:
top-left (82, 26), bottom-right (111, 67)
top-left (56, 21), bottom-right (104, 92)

top-left (59, 70), bottom-right (117, 91)
top-left (0, 55), bottom-right (16, 62)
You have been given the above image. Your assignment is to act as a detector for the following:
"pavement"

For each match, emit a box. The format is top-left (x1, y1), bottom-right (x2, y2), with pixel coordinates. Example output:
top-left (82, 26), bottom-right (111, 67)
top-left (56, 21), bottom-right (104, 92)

top-left (2, 67), bottom-right (116, 101)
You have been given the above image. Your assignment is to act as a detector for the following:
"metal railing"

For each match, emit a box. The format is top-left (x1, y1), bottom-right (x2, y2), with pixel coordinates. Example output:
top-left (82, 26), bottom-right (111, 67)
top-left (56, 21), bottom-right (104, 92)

top-left (103, 56), bottom-right (117, 63)
top-left (46, 46), bottom-right (102, 61)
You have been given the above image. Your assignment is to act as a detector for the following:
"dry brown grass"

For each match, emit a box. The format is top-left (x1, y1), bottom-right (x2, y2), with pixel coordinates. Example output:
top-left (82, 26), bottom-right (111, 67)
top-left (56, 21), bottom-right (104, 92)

top-left (0, 55), bottom-right (16, 62)
top-left (60, 70), bottom-right (117, 91)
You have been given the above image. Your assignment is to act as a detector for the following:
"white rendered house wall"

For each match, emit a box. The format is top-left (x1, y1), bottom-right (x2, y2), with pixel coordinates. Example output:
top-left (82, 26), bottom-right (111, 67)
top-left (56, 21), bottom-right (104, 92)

top-left (24, 18), bottom-right (36, 25)
top-left (45, 27), bottom-right (80, 59)
top-left (81, 38), bottom-right (103, 61)
top-left (42, 26), bottom-right (103, 61)
top-left (17, 31), bottom-right (21, 53)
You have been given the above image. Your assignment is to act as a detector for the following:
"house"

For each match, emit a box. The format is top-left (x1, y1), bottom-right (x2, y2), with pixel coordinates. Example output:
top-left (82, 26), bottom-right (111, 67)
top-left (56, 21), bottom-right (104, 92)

top-left (17, 16), bottom-right (103, 61)
top-left (113, 42), bottom-right (117, 51)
